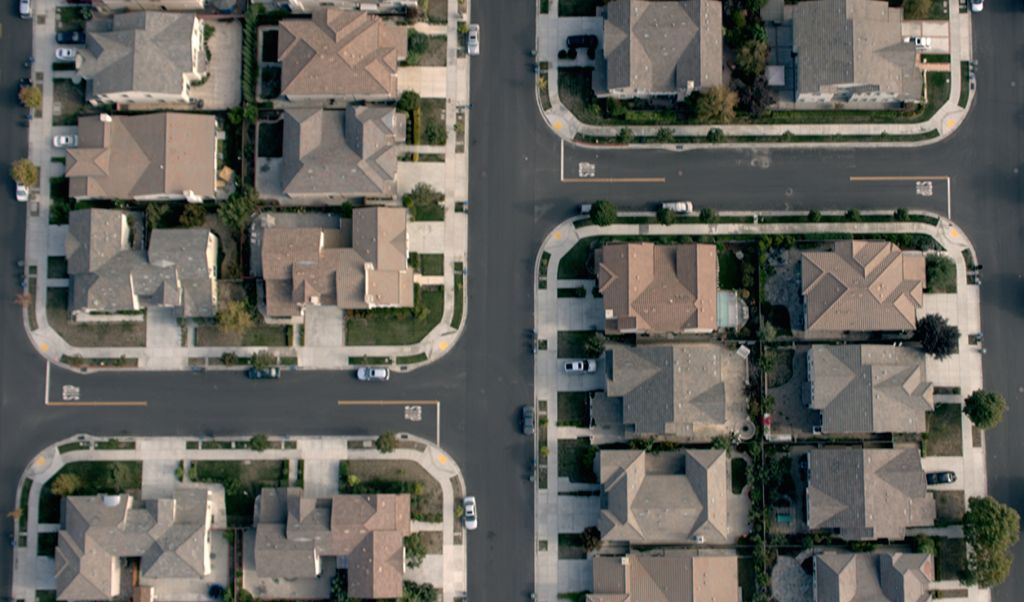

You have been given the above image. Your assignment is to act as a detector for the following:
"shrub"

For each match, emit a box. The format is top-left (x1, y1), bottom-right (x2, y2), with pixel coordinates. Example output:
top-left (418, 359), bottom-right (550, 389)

top-left (10, 159), bottom-right (39, 187)
top-left (581, 526), bottom-right (602, 552)
top-left (845, 208), bottom-right (862, 221)
top-left (18, 85), bottom-right (42, 109)
top-left (808, 209), bottom-right (822, 222)
top-left (180, 203), bottom-right (207, 228)
top-left (217, 301), bottom-right (254, 335)
top-left (706, 127), bottom-right (725, 143)
top-left (590, 200), bottom-right (617, 226)
top-left (656, 207), bottom-right (675, 225)
top-left (615, 127), bottom-right (634, 144)
top-left (375, 432), bottom-right (398, 454)
top-left (653, 127), bottom-right (674, 143)
top-left (404, 533), bottom-right (427, 568)
top-left (398, 90), bottom-right (421, 113)
top-left (694, 86), bottom-right (738, 124)
top-left (699, 207), bottom-right (719, 224)
top-left (915, 314), bottom-right (959, 359)
top-left (50, 473), bottom-right (83, 496)
top-left (895, 207), bottom-right (910, 221)
top-left (249, 434), bottom-right (270, 452)
top-left (925, 254), bottom-right (957, 293)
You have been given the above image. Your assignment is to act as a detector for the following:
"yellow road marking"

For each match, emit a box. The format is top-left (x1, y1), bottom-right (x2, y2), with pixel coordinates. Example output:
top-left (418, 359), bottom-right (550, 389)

top-left (337, 400), bottom-right (439, 406)
top-left (40, 343), bottom-right (48, 352)
top-left (46, 401), bottom-right (148, 407)
top-left (553, 230), bottom-right (562, 240)
top-left (553, 121), bottom-right (562, 130)
top-left (439, 341), bottom-right (449, 351)
top-left (849, 176), bottom-right (948, 182)
top-left (562, 177), bottom-right (666, 184)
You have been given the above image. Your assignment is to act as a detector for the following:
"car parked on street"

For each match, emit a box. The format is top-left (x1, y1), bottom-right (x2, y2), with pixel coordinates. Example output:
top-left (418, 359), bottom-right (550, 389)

top-left (520, 405), bottom-right (535, 435)
top-left (356, 367), bottom-right (390, 381)
top-left (53, 134), bottom-right (78, 148)
top-left (926, 471), bottom-right (957, 485)
top-left (19, 0), bottom-right (31, 18)
top-left (970, 0), bottom-right (983, 12)
top-left (55, 47), bottom-right (77, 62)
top-left (246, 367), bottom-right (280, 380)
top-left (563, 360), bottom-right (597, 374)
top-left (462, 496), bottom-right (478, 530)
top-left (467, 24), bottom-right (480, 56)
top-left (661, 201), bottom-right (694, 213)
top-left (15, 184), bottom-right (29, 203)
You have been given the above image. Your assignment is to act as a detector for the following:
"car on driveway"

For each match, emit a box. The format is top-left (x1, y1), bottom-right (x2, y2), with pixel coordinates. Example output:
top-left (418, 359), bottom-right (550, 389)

top-left (566, 35), bottom-right (598, 50)
top-left (15, 184), bottom-right (30, 203)
top-left (467, 24), bottom-right (480, 56)
top-left (563, 359), bottom-right (597, 374)
top-left (246, 367), bottom-right (280, 380)
top-left (55, 31), bottom-right (85, 44)
top-left (926, 471), bottom-right (957, 485)
top-left (520, 405), bottom-right (535, 435)
top-left (55, 47), bottom-right (77, 62)
top-left (904, 36), bottom-right (932, 50)
top-left (462, 496), bottom-right (478, 530)
top-left (53, 135), bottom-right (78, 148)
top-left (356, 367), bottom-right (390, 381)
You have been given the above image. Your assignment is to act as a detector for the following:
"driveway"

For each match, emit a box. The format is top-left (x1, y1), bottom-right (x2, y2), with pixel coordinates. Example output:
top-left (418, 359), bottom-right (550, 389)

top-left (398, 67), bottom-right (447, 98)
top-left (303, 306), bottom-right (345, 348)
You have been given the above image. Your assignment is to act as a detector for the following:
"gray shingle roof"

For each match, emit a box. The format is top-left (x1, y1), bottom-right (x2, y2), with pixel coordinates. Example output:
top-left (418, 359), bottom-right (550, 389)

top-left (809, 345), bottom-right (934, 434)
top-left (814, 552), bottom-right (933, 602)
top-left (791, 0), bottom-right (921, 101)
top-left (805, 449), bottom-right (936, 540)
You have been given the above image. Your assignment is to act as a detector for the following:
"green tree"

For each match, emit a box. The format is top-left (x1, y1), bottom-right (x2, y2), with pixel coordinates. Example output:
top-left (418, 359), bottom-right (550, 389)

top-left (964, 389), bottom-right (1007, 430)
top-left (18, 85), bottom-right (42, 109)
top-left (706, 127), bottom-right (725, 143)
top-left (590, 200), bottom-right (617, 226)
top-left (584, 332), bottom-right (605, 358)
top-left (10, 159), bottom-right (39, 187)
top-left (403, 183), bottom-right (444, 219)
top-left (375, 432), bottom-right (398, 454)
top-left (398, 90), bottom-right (421, 114)
top-left (581, 526), bottom-right (602, 552)
top-left (656, 206), bottom-right (676, 225)
top-left (180, 203), bottom-right (208, 228)
top-left (109, 463), bottom-right (133, 493)
top-left (424, 120), bottom-right (447, 145)
top-left (218, 186), bottom-right (260, 235)
top-left (808, 209), bottom-right (822, 222)
top-left (735, 39), bottom-right (769, 81)
top-left (653, 127), bottom-right (674, 143)
top-left (50, 473), bottom-right (83, 496)
top-left (251, 351), bottom-right (276, 371)
top-left (404, 533), bottom-right (427, 568)
top-left (962, 496), bottom-right (1021, 587)
top-left (406, 30), bottom-right (429, 64)
top-left (925, 254), bottom-right (957, 293)
top-left (249, 433), bottom-right (271, 452)
top-left (146, 203), bottom-right (171, 230)
top-left (218, 301), bottom-right (254, 335)
top-left (699, 207), bottom-right (719, 224)
top-left (615, 127), bottom-right (634, 144)
top-left (915, 314), bottom-right (960, 359)
top-left (694, 86), bottom-right (738, 124)
top-left (895, 207), bottom-right (910, 221)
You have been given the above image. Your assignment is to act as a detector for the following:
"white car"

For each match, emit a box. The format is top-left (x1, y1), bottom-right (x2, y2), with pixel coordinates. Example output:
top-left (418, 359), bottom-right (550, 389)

top-left (563, 359), bottom-right (597, 374)
top-left (467, 24), bottom-right (480, 56)
top-left (662, 201), bottom-right (694, 213)
top-left (356, 367), bottom-right (390, 381)
top-left (462, 496), bottom-right (478, 530)
top-left (904, 36), bottom-right (932, 50)
top-left (55, 47), bottom-right (76, 62)
top-left (19, 0), bottom-right (31, 18)
top-left (53, 135), bottom-right (78, 148)
top-left (15, 184), bottom-right (30, 203)
top-left (970, 0), bottom-right (982, 11)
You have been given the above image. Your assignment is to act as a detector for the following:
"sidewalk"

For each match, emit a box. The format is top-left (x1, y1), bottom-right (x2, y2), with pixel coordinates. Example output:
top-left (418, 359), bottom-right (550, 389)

top-left (12, 434), bottom-right (468, 602)
top-left (535, 2), bottom-right (974, 147)
top-left (530, 211), bottom-right (990, 602)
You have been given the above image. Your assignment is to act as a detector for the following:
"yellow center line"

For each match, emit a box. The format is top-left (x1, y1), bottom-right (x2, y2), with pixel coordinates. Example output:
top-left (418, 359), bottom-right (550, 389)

top-left (46, 401), bottom-right (148, 407)
top-left (849, 176), bottom-right (949, 182)
top-left (562, 177), bottom-right (666, 184)
top-left (337, 400), bottom-right (439, 406)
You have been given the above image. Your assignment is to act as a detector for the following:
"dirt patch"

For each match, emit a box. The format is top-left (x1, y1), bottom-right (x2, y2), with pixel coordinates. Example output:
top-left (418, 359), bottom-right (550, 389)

top-left (345, 459), bottom-right (443, 521)
top-left (418, 530), bottom-right (443, 554)
top-left (935, 490), bottom-right (966, 525)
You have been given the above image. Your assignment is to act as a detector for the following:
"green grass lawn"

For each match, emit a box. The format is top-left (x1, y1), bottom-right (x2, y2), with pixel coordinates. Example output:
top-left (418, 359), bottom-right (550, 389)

top-left (557, 391), bottom-right (591, 427)
top-left (557, 238), bottom-right (598, 279)
top-left (557, 438), bottom-right (598, 483)
top-left (193, 460), bottom-right (288, 526)
top-left (194, 322), bottom-right (290, 347)
top-left (926, 254), bottom-right (957, 293)
top-left (924, 404), bottom-right (964, 457)
top-left (55, 6), bottom-right (90, 33)
top-left (39, 461), bottom-right (142, 523)
top-left (342, 460), bottom-right (442, 521)
top-left (451, 274), bottom-right (464, 329)
top-left (46, 289), bottom-right (147, 347)
top-left (935, 537), bottom-right (967, 581)
top-left (718, 248), bottom-right (743, 290)
top-left (935, 490), bottom-right (966, 526)
top-left (731, 457), bottom-right (748, 494)
top-left (47, 257), bottom-right (68, 279)
top-left (37, 532), bottom-right (58, 556)
top-left (411, 253), bottom-right (445, 276)
top-left (346, 286), bottom-right (444, 346)
top-left (557, 331), bottom-right (597, 358)
top-left (558, 0), bottom-right (601, 15)
top-left (958, 62), bottom-right (970, 108)
top-left (557, 287), bottom-right (587, 298)
top-left (557, 533), bottom-right (587, 559)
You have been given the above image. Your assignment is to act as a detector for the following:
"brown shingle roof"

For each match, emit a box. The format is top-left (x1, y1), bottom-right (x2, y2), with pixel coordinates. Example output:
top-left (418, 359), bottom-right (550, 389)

top-left (801, 240), bottom-right (925, 333)
top-left (589, 552), bottom-right (739, 602)
top-left (596, 242), bottom-right (717, 335)
top-left (278, 10), bottom-right (407, 100)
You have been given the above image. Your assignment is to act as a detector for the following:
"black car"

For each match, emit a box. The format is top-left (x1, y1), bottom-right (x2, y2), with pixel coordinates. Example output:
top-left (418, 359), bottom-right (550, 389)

top-left (246, 366), bottom-right (281, 380)
top-left (56, 31), bottom-right (85, 44)
top-left (566, 34), bottom-right (598, 50)
top-left (926, 471), bottom-right (956, 485)
top-left (521, 405), bottom-right (535, 435)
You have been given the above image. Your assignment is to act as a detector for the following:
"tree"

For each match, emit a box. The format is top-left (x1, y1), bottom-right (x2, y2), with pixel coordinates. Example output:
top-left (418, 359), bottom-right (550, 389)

top-left (808, 209), bottom-right (822, 222)
top-left (581, 526), bottom-right (602, 552)
top-left (915, 314), bottom-right (960, 359)
top-left (19, 85), bottom-right (42, 109)
top-left (964, 389), bottom-right (1007, 430)
top-left (397, 90), bottom-right (421, 114)
top-left (656, 207), bottom-right (676, 225)
top-left (109, 463), bottom-right (133, 493)
top-left (653, 127), bottom-right (674, 143)
top-left (403, 183), bottom-right (444, 219)
top-left (146, 203), bottom-right (171, 230)
top-left (584, 332), bottom-right (605, 358)
top-left (694, 86), bottom-right (738, 124)
top-left (699, 207), bottom-right (719, 224)
top-left (735, 76), bottom-right (775, 117)
top-left (407, 30), bottom-right (429, 64)
top-left (217, 301), bottom-right (254, 335)
top-left (962, 496), bottom-right (1021, 587)
top-left (10, 159), bottom-right (39, 187)
top-left (712, 433), bottom-right (738, 453)
top-left (615, 127), bottom-right (634, 144)
top-left (50, 473), bottom-right (83, 496)
top-left (895, 207), bottom-right (910, 221)
top-left (180, 203), bottom-right (207, 228)
top-left (734, 39), bottom-right (769, 81)
top-left (706, 127), bottom-right (725, 143)
top-left (404, 533), bottom-right (427, 568)
top-left (375, 432), bottom-right (398, 454)
top-left (590, 200), bottom-right (617, 226)
top-left (249, 433), bottom-right (270, 452)
top-left (251, 351), bottom-right (276, 371)
top-left (218, 186), bottom-right (260, 235)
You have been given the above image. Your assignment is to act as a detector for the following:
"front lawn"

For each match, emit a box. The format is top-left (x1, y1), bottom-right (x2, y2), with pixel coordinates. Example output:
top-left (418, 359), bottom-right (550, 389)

top-left (557, 533), bottom-right (587, 559)
top-left (410, 253), bottom-right (444, 276)
top-left (559, 0), bottom-right (601, 17)
top-left (935, 537), bottom-right (966, 581)
top-left (418, 0), bottom-right (447, 23)
top-left (46, 288), bottom-right (147, 347)
top-left (341, 460), bottom-right (443, 522)
top-left (450, 273), bottom-right (464, 329)
top-left (194, 322), bottom-right (291, 347)
top-left (557, 438), bottom-right (598, 483)
top-left (924, 403), bottom-right (964, 457)
top-left (39, 461), bottom-right (142, 523)
top-left (56, 6), bottom-right (91, 33)
top-left (37, 532), bottom-right (58, 557)
top-left (345, 285), bottom-right (444, 346)
top-left (193, 460), bottom-right (289, 526)
top-left (557, 330), bottom-right (597, 358)
top-left (405, 32), bottom-right (447, 67)
top-left (935, 490), bottom-right (966, 526)
top-left (925, 254), bottom-right (957, 293)
top-left (557, 391), bottom-right (591, 427)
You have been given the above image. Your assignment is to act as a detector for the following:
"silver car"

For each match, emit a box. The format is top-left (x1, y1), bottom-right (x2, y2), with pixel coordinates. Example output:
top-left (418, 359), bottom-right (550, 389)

top-left (462, 496), bottom-right (478, 530)
top-left (467, 24), bottom-right (480, 56)
top-left (356, 367), bottom-right (390, 381)
top-left (563, 360), bottom-right (597, 374)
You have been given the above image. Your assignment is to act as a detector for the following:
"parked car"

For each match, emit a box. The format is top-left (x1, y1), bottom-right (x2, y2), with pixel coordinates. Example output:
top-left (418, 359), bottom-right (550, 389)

top-left (19, 0), bottom-right (31, 19)
top-left (904, 36), bottom-right (932, 50)
top-left (15, 184), bottom-right (29, 203)
top-left (467, 24), bottom-right (480, 56)
top-left (246, 366), bottom-right (280, 380)
top-left (579, 203), bottom-right (592, 215)
top-left (970, 0), bottom-right (983, 11)
top-left (462, 496), bottom-right (478, 530)
top-left (356, 367), bottom-right (390, 381)
top-left (566, 35), bottom-right (598, 50)
top-left (55, 31), bottom-right (85, 44)
top-left (53, 134), bottom-right (78, 148)
top-left (55, 47), bottom-right (77, 62)
top-left (661, 201), bottom-right (694, 213)
top-left (926, 471), bottom-right (957, 485)
top-left (520, 405), bottom-right (535, 435)
top-left (563, 360), bottom-right (597, 374)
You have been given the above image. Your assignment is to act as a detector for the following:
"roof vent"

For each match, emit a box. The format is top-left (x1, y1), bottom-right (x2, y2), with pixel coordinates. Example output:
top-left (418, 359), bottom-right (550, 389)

top-left (101, 494), bottom-right (122, 507)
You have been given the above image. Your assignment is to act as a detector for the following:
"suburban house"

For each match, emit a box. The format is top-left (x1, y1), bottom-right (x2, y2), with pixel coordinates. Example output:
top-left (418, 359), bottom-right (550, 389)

top-left (597, 449), bottom-right (729, 545)
top-left (65, 209), bottom-right (219, 320)
top-left (789, 0), bottom-right (921, 105)
top-left (588, 551), bottom-right (740, 602)
top-left (54, 488), bottom-right (217, 601)
top-left (595, 242), bottom-right (721, 335)
top-left (78, 12), bottom-right (206, 106)
top-left (805, 448), bottom-right (936, 541)
top-left (255, 207), bottom-right (413, 319)
top-left (591, 343), bottom-right (746, 440)
top-left (92, 0), bottom-right (204, 11)
top-left (801, 240), bottom-right (925, 334)
top-left (807, 345), bottom-right (934, 434)
top-left (277, 9), bottom-right (407, 101)
top-left (263, 106), bottom-right (406, 202)
top-left (66, 113), bottom-right (217, 201)
top-left (252, 488), bottom-right (411, 599)
top-left (275, 0), bottom-right (416, 14)
top-left (813, 552), bottom-right (933, 602)
top-left (595, 0), bottom-right (722, 100)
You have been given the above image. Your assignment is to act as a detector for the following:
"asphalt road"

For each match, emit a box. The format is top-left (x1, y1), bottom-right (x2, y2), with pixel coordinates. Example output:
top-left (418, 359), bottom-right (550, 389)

top-left (1, 0), bottom-right (1023, 601)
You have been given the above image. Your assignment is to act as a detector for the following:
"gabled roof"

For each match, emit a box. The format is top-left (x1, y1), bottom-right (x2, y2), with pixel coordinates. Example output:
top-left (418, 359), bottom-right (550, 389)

top-left (589, 552), bottom-right (739, 602)
top-left (79, 12), bottom-right (198, 99)
top-left (801, 240), bottom-right (925, 332)
top-left (809, 345), bottom-right (934, 434)
top-left (597, 449), bottom-right (728, 545)
top-left (596, 243), bottom-right (718, 334)
top-left (66, 113), bottom-right (216, 200)
top-left (814, 552), bottom-right (933, 602)
top-left (806, 449), bottom-right (935, 540)
top-left (278, 9), bottom-right (407, 99)
top-left (601, 0), bottom-right (722, 97)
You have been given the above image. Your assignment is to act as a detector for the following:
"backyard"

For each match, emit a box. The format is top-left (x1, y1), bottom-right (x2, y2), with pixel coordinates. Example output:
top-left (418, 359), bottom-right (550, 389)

top-left (924, 403), bottom-right (964, 457)
top-left (47, 288), bottom-right (147, 347)
top-left (341, 459), bottom-right (443, 522)
top-left (193, 460), bottom-right (289, 526)
top-left (345, 285), bottom-right (444, 346)
top-left (38, 461), bottom-right (143, 523)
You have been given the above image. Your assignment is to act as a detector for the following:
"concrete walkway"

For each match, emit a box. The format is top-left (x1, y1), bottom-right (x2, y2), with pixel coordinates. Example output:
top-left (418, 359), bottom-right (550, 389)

top-left (535, 3), bottom-right (974, 147)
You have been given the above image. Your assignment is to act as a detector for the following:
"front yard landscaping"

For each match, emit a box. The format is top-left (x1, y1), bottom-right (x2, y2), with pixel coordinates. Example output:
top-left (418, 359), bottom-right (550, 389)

top-left (731, 458), bottom-right (748, 494)
top-left (418, 0), bottom-right (448, 24)
top-left (345, 285), bottom-right (444, 346)
top-left (47, 288), bottom-right (147, 347)
top-left (193, 460), bottom-right (289, 526)
top-left (451, 273), bottom-right (464, 329)
top-left (410, 253), bottom-right (444, 276)
top-left (924, 403), bottom-right (964, 457)
top-left (340, 460), bottom-right (443, 522)
top-left (557, 533), bottom-right (587, 559)
top-left (935, 490), bottom-right (966, 526)
top-left (934, 537), bottom-right (967, 581)
top-left (405, 32), bottom-right (447, 67)
top-left (926, 253), bottom-right (957, 293)
top-left (39, 461), bottom-right (142, 523)
top-left (557, 391), bottom-right (591, 427)
top-left (52, 79), bottom-right (87, 127)
top-left (194, 321), bottom-right (291, 347)
top-left (557, 437), bottom-right (598, 483)
top-left (403, 183), bottom-right (446, 221)
top-left (37, 532), bottom-right (58, 557)
top-left (558, 0), bottom-right (601, 17)
top-left (56, 6), bottom-right (91, 33)
top-left (557, 330), bottom-right (601, 358)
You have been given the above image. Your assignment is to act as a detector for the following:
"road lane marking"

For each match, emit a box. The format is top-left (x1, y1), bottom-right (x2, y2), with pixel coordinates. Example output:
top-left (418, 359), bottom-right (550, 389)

top-left (849, 175), bottom-right (952, 219)
top-left (46, 401), bottom-right (148, 407)
top-left (337, 400), bottom-right (440, 446)
top-left (562, 177), bottom-right (666, 183)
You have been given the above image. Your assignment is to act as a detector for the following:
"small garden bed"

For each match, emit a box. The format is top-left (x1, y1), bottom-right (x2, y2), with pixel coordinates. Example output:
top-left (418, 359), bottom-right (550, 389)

top-left (195, 322), bottom-right (291, 347)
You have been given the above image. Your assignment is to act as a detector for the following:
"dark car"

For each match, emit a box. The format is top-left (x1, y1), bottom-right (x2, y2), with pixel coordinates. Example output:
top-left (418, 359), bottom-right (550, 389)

top-left (246, 366), bottom-right (281, 380)
top-left (56, 31), bottom-right (85, 44)
top-left (926, 471), bottom-right (956, 485)
top-left (521, 405), bottom-right (535, 435)
top-left (566, 35), bottom-right (598, 50)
